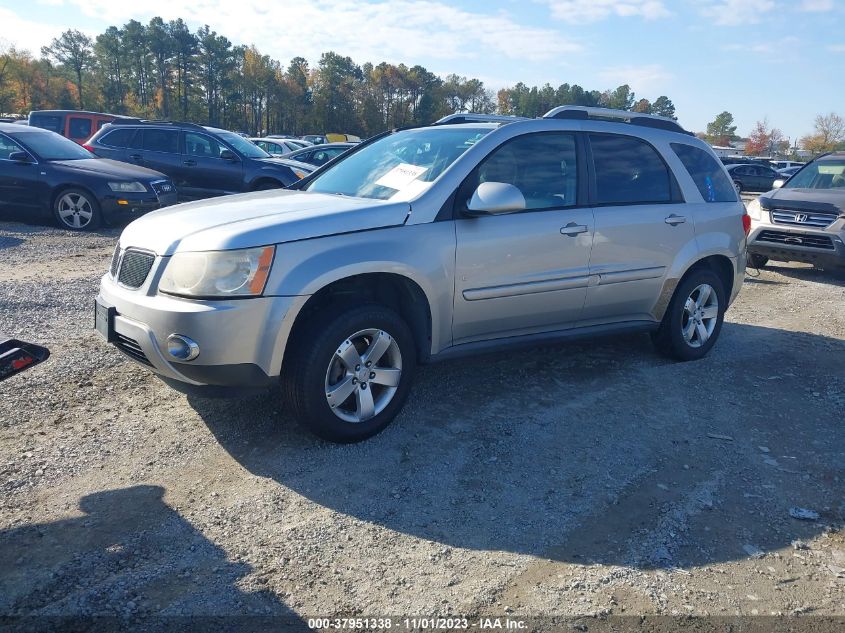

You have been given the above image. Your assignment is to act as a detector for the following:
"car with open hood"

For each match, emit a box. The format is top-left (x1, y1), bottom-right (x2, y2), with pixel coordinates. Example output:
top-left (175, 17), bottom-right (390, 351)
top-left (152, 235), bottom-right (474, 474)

top-left (96, 107), bottom-right (747, 442)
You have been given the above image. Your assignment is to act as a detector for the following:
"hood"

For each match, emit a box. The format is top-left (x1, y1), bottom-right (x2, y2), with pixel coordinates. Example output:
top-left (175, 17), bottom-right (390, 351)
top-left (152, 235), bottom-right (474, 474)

top-left (119, 189), bottom-right (411, 255)
top-left (51, 158), bottom-right (167, 181)
top-left (760, 187), bottom-right (845, 215)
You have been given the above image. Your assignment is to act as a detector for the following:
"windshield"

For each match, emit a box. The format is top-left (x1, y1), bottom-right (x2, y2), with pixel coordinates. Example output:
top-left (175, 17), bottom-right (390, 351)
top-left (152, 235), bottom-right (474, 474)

top-left (304, 127), bottom-right (492, 200)
top-left (16, 130), bottom-right (94, 161)
top-left (217, 131), bottom-right (271, 158)
top-left (785, 159), bottom-right (845, 190)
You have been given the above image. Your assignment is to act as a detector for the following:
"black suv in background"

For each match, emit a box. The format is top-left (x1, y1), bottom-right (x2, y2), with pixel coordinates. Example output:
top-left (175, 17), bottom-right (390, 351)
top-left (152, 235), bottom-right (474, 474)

top-left (85, 120), bottom-right (313, 200)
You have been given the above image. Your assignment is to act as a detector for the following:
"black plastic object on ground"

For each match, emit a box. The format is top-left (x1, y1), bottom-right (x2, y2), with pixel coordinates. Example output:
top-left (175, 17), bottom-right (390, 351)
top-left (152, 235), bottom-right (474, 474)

top-left (0, 337), bottom-right (49, 381)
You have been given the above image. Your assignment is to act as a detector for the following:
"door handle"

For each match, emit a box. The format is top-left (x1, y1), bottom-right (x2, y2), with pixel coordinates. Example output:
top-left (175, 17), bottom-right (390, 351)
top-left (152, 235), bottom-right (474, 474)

top-left (664, 214), bottom-right (687, 226)
top-left (129, 154), bottom-right (142, 160)
top-left (560, 223), bottom-right (588, 236)
top-left (183, 160), bottom-right (197, 166)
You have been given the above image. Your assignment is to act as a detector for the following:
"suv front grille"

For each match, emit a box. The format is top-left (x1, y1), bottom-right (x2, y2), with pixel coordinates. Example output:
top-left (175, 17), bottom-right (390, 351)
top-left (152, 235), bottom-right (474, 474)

top-left (114, 333), bottom-right (152, 366)
top-left (756, 230), bottom-right (835, 250)
top-left (116, 249), bottom-right (155, 288)
top-left (771, 209), bottom-right (838, 228)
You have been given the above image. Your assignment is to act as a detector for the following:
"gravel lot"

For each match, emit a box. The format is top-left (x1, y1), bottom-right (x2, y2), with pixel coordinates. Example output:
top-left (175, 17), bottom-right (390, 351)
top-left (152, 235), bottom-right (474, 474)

top-left (1, 215), bottom-right (843, 629)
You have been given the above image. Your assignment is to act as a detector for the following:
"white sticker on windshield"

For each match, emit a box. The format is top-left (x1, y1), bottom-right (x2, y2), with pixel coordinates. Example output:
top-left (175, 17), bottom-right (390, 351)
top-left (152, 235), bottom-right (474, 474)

top-left (375, 163), bottom-right (428, 191)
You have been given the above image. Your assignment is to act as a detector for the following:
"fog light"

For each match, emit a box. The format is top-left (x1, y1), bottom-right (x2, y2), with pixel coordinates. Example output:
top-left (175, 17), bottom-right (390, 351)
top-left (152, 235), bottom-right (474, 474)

top-left (166, 334), bottom-right (200, 361)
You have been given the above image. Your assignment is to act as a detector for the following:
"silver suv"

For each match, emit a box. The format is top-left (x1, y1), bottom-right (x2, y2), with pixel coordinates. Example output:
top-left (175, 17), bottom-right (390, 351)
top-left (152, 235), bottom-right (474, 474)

top-left (96, 107), bottom-right (748, 442)
top-left (747, 151), bottom-right (845, 273)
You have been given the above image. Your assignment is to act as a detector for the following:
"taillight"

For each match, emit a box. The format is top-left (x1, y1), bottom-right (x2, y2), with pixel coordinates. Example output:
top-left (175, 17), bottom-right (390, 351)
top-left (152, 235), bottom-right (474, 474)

top-left (742, 212), bottom-right (751, 235)
top-left (82, 144), bottom-right (94, 152)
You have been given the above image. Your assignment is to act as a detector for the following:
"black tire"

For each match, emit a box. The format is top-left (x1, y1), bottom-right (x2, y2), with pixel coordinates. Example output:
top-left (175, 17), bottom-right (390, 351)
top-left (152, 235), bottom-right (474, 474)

top-left (733, 180), bottom-right (743, 194)
top-left (53, 187), bottom-right (102, 231)
top-left (651, 268), bottom-right (726, 362)
top-left (282, 304), bottom-right (417, 443)
top-left (748, 253), bottom-right (769, 268)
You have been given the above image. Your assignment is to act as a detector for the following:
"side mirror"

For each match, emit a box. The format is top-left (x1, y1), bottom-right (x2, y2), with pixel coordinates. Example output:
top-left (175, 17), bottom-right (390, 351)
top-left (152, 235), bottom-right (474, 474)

top-left (9, 151), bottom-right (32, 163)
top-left (466, 182), bottom-right (526, 216)
top-left (220, 149), bottom-right (237, 161)
top-left (772, 179), bottom-right (785, 189)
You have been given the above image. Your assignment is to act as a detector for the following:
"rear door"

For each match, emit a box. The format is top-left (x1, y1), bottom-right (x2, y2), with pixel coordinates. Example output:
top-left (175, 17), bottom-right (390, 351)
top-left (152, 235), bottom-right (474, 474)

top-left (453, 131), bottom-right (594, 343)
top-left (178, 131), bottom-right (243, 199)
top-left (580, 133), bottom-right (695, 324)
top-left (127, 128), bottom-right (181, 180)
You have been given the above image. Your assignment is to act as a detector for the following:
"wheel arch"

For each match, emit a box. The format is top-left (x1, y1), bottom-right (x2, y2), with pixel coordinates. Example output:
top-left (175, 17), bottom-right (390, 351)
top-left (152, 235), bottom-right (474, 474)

top-left (282, 272), bottom-right (434, 374)
top-left (655, 253), bottom-right (736, 321)
top-left (248, 176), bottom-right (285, 191)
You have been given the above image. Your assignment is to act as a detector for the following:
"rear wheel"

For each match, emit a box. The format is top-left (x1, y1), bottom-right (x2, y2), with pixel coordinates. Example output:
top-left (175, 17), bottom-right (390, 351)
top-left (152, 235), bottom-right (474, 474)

top-left (282, 304), bottom-right (416, 443)
top-left (652, 268), bottom-right (726, 361)
top-left (53, 188), bottom-right (102, 231)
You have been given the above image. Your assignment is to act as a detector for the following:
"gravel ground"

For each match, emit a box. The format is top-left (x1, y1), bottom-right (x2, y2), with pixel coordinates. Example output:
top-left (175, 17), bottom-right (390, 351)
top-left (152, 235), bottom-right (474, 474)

top-left (0, 217), bottom-right (843, 629)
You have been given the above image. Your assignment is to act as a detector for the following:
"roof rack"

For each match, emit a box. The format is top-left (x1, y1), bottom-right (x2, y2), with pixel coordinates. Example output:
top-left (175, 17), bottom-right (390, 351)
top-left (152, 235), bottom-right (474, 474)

top-left (109, 118), bottom-right (206, 131)
top-left (543, 106), bottom-right (693, 136)
top-left (434, 113), bottom-right (530, 126)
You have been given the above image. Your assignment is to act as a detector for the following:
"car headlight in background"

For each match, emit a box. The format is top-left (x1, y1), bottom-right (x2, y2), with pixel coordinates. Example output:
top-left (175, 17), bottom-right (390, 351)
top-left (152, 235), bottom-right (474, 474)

top-left (746, 198), bottom-right (763, 221)
top-left (158, 246), bottom-right (275, 298)
top-left (108, 181), bottom-right (147, 193)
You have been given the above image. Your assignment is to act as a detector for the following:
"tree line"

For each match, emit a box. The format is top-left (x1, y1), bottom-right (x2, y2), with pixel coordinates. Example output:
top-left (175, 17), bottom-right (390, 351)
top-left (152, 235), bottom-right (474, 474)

top-left (1, 19), bottom-right (677, 137)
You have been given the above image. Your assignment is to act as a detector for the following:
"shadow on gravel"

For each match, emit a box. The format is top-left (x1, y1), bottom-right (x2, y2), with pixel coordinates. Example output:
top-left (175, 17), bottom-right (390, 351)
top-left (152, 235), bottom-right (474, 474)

top-left (192, 323), bottom-right (844, 572)
top-left (0, 485), bottom-right (308, 630)
top-left (761, 263), bottom-right (845, 287)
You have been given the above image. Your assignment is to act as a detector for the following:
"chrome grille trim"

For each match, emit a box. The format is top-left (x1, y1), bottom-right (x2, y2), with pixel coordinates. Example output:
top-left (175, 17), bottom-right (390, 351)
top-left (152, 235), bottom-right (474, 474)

top-left (770, 209), bottom-right (838, 228)
top-left (116, 249), bottom-right (156, 288)
top-left (109, 245), bottom-right (122, 278)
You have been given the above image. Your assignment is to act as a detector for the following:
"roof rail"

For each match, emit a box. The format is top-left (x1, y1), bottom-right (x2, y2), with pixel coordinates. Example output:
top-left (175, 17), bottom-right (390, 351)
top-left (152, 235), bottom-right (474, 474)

top-left (543, 106), bottom-right (692, 136)
top-left (434, 113), bottom-right (530, 126)
top-left (109, 118), bottom-right (206, 131)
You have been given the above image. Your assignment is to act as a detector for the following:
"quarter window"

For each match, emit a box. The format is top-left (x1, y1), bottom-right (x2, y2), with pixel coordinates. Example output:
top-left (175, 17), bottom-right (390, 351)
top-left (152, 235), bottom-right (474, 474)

top-left (465, 133), bottom-right (579, 211)
top-left (671, 143), bottom-right (737, 203)
top-left (590, 134), bottom-right (672, 204)
top-left (99, 128), bottom-right (136, 148)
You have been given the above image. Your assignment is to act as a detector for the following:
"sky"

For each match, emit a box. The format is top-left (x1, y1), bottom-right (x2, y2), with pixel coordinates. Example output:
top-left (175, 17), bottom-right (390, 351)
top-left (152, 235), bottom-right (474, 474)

top-left (1, 0), bottom-right (843, 141)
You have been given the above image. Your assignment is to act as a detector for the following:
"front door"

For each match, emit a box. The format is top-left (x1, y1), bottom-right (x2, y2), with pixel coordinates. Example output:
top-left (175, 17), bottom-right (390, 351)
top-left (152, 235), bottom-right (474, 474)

top-left (0, 134), bottom-right (40, 212)
top-left (179, 131), bottom-right (243, 198)
top-left (453, 132), bottom-right (594, 344)
top-left (581, 133), bottom-right (695, 323)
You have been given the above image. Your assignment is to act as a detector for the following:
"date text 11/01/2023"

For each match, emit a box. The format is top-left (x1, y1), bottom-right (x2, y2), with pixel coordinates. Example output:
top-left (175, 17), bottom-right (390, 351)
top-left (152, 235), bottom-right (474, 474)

top-left (307, 617), bottom-right (529, 630)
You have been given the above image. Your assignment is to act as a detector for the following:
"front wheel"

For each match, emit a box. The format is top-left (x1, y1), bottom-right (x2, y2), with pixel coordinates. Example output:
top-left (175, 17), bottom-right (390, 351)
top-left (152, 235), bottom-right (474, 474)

top-left (282, 305), bottom-right (417, 443)
top-left (733, 180), bottom-right (743, 194)
top-left (748, 253), bottom-right (769, 269)
top-left (652, 268), bottom-right (726, 361)
top-left (53, 188), bottom-right (102, 231)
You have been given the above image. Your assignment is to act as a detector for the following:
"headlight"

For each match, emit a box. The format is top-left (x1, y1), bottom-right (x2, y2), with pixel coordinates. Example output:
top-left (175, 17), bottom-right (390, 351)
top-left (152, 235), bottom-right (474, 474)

top-left (747, 198), bottom-right (762, 221)
top-left (108, 181), bottom-right (147, 193)
top-left (158, 246), bottom-right (275, 298)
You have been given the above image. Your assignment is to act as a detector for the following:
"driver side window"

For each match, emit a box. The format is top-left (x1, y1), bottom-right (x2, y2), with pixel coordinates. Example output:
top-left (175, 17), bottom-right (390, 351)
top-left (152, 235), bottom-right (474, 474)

top-left (461, 133), bottom-right (579, 211)
top-left (0, 134), bottom-right (25, 160)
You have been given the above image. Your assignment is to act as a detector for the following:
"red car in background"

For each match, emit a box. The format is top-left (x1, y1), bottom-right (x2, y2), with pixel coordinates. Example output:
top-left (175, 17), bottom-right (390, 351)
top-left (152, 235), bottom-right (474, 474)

top-left (28, 110), bottom-right (120, 145)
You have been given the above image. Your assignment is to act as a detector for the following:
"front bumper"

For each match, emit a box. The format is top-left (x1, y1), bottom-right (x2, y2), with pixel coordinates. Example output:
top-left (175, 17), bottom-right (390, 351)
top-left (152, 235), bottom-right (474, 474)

top-left (96, 271), bottom-right (307, 391)
top-left (101, 191), bottom-right (178, 223)
top-left (748, 222), bottom-right (845, 269)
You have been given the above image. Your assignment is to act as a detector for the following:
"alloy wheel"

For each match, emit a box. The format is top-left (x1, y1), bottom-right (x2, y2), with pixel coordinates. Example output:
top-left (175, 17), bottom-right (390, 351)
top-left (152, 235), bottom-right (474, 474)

top-left (324, 328), bottom-right (402, 423)
top-left (57, 193), bottom-right (94, 229)
top-left (681, 283), bottom-right (719, 348)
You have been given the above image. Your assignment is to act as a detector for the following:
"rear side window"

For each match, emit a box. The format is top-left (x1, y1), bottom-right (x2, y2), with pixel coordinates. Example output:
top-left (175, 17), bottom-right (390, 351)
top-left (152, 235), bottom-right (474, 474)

top-left (141, 129), bottom-right (179, 153)
top-left (590, 134), bottom-right (671, 204)
top-left (68, 117), bottom-right (92, 139)
top-left (30, 114), bottom-right (63, 134)
top-left (671, 143), bottom-right (737, 203)
top-left (99, 128), bottom-right (136, 148)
